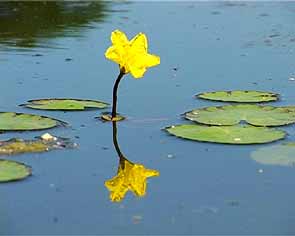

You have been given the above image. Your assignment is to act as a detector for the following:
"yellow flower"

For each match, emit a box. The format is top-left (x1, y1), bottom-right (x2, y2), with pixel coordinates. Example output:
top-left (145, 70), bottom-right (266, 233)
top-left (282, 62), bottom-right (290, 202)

top-left (105, 30), bottom-right (160, 78)
top-left (105, 158), bottom-right (160, 202)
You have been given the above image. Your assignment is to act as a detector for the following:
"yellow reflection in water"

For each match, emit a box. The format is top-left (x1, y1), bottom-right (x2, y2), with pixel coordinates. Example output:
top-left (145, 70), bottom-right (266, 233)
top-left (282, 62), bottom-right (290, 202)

top-left (105, 157), bottom-right (159, 202)
top-left (105, 121), bottom-right (159, 202)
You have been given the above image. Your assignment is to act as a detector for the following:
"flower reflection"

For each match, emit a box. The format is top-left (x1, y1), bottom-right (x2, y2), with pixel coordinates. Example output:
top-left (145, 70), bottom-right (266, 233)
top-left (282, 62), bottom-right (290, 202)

top-left (105, 121), bottom-right (159, 202)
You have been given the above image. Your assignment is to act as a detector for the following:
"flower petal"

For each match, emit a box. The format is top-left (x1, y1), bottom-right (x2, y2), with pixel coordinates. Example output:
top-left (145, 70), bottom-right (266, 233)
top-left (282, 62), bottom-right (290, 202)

top-left (130, 66), bottom-right (147, 79)
top-left (145, 169), bottom-right (160, 178)
top-left (129, 165), bottom-right (147, 196)
top-left (110, 186), bottom-right (129, 202)
top-left (105, 46), bottom-right (122, 64)
top-left (128, 53), bottom-right (160, 79)
top-left (144, 53), bottom-right (160, 67)
top-left (105, 174), bottom-right (128, 202)
top-left (111, 30), bottom-right (129, 46)
top-left (130, 32), bottom-right (147, 54)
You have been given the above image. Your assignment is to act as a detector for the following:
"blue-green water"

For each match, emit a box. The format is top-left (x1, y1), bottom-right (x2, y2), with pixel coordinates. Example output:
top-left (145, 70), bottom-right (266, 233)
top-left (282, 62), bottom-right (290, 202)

top-left (1, 1), bottom-right (295, 234)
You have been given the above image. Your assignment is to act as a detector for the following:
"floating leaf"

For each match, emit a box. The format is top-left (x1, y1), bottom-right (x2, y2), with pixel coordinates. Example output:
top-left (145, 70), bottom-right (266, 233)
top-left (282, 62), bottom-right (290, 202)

top-left (0, 159), bottom-right (31, 182)
top-left (185, 104), bottom-right (295, 126)
top-left (0, 134), bottom-right (77, 155)
top-left (22, 98), bottom-right (109, 110)
top-left (197, 90), bottom-right (278, 103)
top-left (100, 112), bottom-right (125, 122)
top-left (0, 112), bottom-right (65, 131)
top-left (165, 124), bottom-right (286, 144)
top-left (251, 143), bottom-right (295, 166)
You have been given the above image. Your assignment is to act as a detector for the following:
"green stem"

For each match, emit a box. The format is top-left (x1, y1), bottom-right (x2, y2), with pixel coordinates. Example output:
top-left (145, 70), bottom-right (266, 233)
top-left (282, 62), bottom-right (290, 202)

top-left (111, 71), bottom-right (125, 119)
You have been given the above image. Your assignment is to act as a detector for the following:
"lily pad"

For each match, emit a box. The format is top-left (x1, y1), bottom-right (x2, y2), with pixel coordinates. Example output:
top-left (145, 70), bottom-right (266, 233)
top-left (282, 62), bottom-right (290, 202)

top-left (165, 124), bottom-right (286, 144)
top-left (185, 104), bottom-right (295, 127)
top-left (251, 143), bottom-right (295, 166)
top-left (0, 159), bottom-right (31, 182)
top-left (197, 90), bottom-right (278, 103)
top-left (0, 134), bottom-right (77, 155)
top-left (22, 98), bottom-right (109, 110)
top-left (0, 112), bottom-right (65, 131)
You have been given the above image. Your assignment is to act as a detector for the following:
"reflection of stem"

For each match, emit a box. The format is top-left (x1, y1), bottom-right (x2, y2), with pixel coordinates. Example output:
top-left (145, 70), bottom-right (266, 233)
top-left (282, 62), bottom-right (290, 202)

top-left (111, 71), bottom-right (125, 119)
top-left (112, 121), bottom-right (127, 168)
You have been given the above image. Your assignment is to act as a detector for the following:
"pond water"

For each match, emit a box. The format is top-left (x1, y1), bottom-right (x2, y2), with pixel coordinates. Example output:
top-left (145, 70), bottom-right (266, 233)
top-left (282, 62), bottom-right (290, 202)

top-left (1, 1), bottom-right (295, 234)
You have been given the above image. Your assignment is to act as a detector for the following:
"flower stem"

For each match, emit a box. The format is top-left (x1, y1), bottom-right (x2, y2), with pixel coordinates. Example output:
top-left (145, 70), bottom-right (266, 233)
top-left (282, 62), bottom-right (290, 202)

top-left (112, 120), bottom-right (124, 159)
top-left (112, 120), bottom-right (130, 169)
top-left (112, 71), bottom-right (125, 119)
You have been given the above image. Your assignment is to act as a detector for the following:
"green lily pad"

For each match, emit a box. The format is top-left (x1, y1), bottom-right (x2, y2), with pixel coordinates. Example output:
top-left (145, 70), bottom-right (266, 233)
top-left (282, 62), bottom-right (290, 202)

top-left (197, 90), bottom-right (278, 103)
top-left (165, 124), bottom-right (286, 144)
top-left (251, 143), bottom-right (295, 166)
top-left (0, 134), bottom-right (77, 155)
top-left (185, 104), bottom-right (295, 127)
top-left (0, 159), bottom-right (31, 182)
top-left (0, 112), bottom-right (65, 131)
top-left (22, 98), bottom-right (109, 110)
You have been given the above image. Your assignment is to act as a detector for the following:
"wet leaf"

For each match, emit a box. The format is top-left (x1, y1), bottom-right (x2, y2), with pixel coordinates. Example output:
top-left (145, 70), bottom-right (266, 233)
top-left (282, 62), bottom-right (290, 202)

top-left (165, 124), bottom-right (286, 144)
top-left (22, 98), bottom-right (109, 110)
top-left (185, 104), bottom-right (295, 126)
top-left (197, 90), bottom-right (278, 102)
top-left (0, 112), bottom-right (65, 131)
top-left (0, 159), bottom-right (31, 182)
top-left (251, 143), bottom-right (295, 166)
top-left (0, 134), bottom-right (77, 155)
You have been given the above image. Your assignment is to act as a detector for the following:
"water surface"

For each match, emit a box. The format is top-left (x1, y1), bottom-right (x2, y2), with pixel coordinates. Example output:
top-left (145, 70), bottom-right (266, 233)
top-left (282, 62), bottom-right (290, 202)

top-left (1, 2), bottom-right (295, 234)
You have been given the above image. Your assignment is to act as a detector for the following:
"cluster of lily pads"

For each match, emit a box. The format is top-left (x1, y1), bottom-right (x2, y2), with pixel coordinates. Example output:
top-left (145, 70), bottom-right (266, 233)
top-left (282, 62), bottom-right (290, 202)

top-left (0, 98), bottom-right (109, 183)
top-left (166, 90), bottom-right (295, 144)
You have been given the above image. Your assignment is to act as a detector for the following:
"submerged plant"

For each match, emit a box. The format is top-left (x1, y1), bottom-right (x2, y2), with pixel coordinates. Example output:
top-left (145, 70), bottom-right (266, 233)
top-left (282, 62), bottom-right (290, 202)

top-left (0, 133), bottom-right (77, 155)
top-left (105, 121), bottom-right (159, 202)
top-left (103, 29), bottom-right (160, 121)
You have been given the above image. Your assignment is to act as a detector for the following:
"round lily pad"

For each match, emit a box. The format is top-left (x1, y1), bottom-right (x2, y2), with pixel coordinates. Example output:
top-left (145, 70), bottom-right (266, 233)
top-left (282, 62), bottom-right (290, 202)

top-left (0, 159), bottom-right (31, 182)
top-left (185, 104), bottom-right (295, 127)
top-left (0, 112), bottom-right (65, 131)
top-left (22, 98), bottom-right (109, 110)
top-left (251, 143), bottom-right (295, 166)
top-left (197, 90), bottom-right (278, 103)
top-left (165, 124), bottom-right (286, 144)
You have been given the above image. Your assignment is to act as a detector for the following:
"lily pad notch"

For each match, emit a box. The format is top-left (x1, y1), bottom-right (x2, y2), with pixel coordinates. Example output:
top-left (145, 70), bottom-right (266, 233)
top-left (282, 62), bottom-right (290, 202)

top-left (185, 104), bottom-right (295, 127)
top-left (0, 112), bottom-right (67, 131)
top-left (21, 98), bottom-right (109, 111)
top-left (196, 90), bottom-right (279, 103)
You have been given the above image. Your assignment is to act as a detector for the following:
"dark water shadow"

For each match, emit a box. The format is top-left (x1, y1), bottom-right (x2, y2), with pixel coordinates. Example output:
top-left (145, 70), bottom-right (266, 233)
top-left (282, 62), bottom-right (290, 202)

top-left (0, 1), bottom-right (109, 50)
